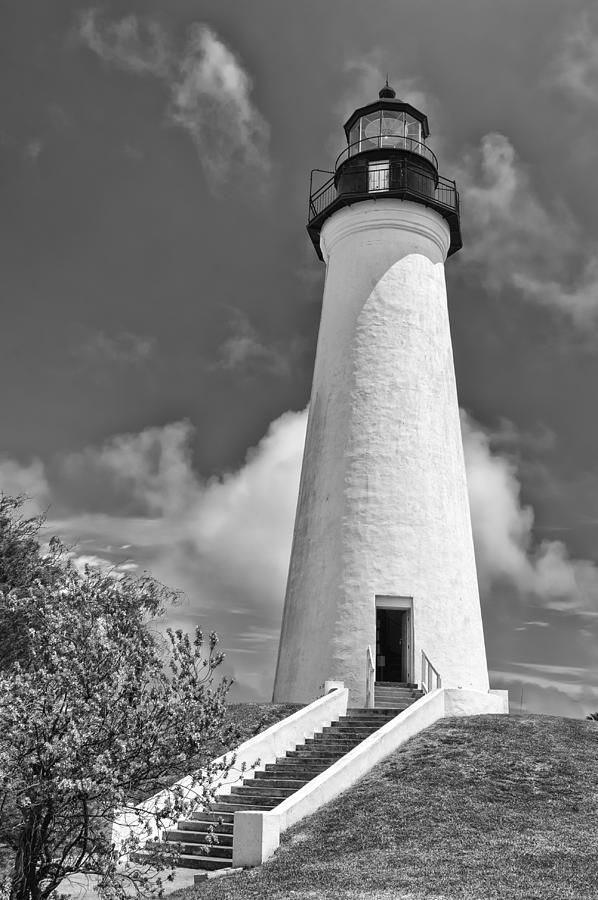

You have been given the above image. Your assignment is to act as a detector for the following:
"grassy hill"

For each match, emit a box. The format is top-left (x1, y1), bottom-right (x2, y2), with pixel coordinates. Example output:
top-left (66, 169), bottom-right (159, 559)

top-left (174, 714), bottom-right (598, 900)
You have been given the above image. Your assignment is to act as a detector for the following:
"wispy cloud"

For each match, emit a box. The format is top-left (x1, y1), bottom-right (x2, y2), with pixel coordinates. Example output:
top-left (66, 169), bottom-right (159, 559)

top-left (489, 666), bottom-right (598, 715)
top-left (457, 133), bottom-right (571, 287)
top-left (77, 11), bottom-right (171, 77)
top-left (551, 10), bottom-right (598, 104)
top-left (457, 131), bottom-right (598, 324)
top-left (215, 311), bottom-right (306, 377)
top-left (24, 140), bottom-right (43, 162)
top-left (0, 457), bottom-right (49, 515)
top-left (168, 24), bottom-right (269, 182)
top-left (76, 11), bottom-right (270, 183)
top-left (72, 330), bottom-right (155, 367)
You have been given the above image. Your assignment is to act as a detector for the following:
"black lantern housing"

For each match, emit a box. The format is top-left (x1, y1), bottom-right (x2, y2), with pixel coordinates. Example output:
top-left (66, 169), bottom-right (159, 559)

top-left (307, 85), bottom-right (462, 260)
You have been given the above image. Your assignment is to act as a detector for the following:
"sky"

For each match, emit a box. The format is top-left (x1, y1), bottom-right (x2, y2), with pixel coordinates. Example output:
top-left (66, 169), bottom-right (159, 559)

top-left (2, 0), bottom-right (598, 716)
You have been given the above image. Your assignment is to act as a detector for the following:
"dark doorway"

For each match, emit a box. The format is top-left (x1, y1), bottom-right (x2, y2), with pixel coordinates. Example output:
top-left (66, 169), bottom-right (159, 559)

top-left (376, 609), bottom-right (410, 682)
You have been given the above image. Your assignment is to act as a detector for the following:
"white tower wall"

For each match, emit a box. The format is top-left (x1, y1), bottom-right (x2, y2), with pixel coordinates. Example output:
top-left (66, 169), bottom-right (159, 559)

top-left (273, 200), bottom-right (489, 705)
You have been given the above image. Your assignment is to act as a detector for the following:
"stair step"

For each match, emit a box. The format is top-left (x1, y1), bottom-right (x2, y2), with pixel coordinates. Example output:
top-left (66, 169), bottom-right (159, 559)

top-left (253, 772), bottom-right (310, 784)
top-left (337, 715), bottom-right (396, 723)
top-left (165, 829), bottom-right (234, 847)
top-left (373, 693), bottom-right (418, 699)
top-left (375, 687), bottom-right (422, 693)
top-left (286, 753), bottom-right (344, 763)
top-left (269, 756), bottom-right (332, 767)
top-left (188, 811), bottom-right (234, 825)
top-left (161, 841), bottom-right (234, 859)
top-left (131, 850), bottom-right (232, 871)
top-left (178, 818), bottom-right (234, 834)
top-left (384, 700), bottom-right (411, 716)
top-left (241, 777), bottom-right (309, 790)
top-left (231, 785), bottom-right (298, 799)
top-left (302, 739), bottom-right (361, 750)
top-left (211, 800), bottom-right (278, 812)
top-left (374, 692), bottom-right (418, 699)
top-left (376, 697), bottom-right (415, 711)
top-left (320, 726), bottom-right (380, 735)
top-left (264, 763), bottom-right (330, 775)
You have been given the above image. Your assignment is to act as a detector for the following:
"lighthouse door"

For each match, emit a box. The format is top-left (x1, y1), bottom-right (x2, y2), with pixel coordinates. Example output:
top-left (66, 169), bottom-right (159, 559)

top-left (376, 608), bottom-right (412, 682)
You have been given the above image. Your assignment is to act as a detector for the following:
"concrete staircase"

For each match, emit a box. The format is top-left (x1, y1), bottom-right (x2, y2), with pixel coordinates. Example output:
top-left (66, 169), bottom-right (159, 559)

top-left (374, 681), bottom-right (424, 710)
top-left (144, 705), bottom-right (417, 872)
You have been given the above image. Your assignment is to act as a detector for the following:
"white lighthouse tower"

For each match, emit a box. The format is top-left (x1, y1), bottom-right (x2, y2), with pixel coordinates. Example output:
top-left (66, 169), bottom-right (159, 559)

top-left (273, 85), bottom-right (490, 706)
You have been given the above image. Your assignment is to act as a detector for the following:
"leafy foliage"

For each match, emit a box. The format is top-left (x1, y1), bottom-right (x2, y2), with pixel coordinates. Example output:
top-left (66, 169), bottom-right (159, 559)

top-left (0, 496), bottom-right (232, 900)
top-left (585, 712), bottom-right (598, 721)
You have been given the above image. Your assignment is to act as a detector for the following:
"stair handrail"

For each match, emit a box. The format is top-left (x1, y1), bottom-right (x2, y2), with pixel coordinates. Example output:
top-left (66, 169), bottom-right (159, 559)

top-left (421, 650), bottom-right (441, 693)
top-left (366, 645), bottom-right (375, 709)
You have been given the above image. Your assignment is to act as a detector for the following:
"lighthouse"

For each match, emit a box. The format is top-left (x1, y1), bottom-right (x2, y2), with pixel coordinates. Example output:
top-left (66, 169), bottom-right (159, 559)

top-left (273, 85), bottom-right (490, 706)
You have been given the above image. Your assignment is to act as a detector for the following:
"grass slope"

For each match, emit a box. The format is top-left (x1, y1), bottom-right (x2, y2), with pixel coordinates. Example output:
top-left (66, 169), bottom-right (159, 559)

top-left (175, 714), bottom-right (598, 900)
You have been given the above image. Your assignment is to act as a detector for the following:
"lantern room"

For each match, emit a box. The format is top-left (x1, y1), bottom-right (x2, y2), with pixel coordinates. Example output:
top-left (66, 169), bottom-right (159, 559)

top-left (307, 82), bottom-right (462, 261)
top-left (343, 83), bottom-right (431, 161)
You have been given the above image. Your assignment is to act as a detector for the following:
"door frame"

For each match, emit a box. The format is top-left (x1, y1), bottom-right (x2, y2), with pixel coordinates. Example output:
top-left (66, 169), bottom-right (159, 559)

top-left (375, 595), bottom-right (414, 683)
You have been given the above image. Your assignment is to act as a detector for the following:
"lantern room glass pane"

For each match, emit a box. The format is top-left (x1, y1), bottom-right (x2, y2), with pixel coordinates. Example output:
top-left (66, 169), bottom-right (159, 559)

top-left (381, 110), bottom-right (404, 148)
top-left (381, 110), bottom-right (403, 134)
top-left (405, 115), bottom-right (421, 144)
top-left (361, 111), bottom-right (381, 150)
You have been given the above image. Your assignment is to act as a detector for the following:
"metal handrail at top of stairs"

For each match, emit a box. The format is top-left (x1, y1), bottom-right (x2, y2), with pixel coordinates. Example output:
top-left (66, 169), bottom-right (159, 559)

top-left (365, 645), bottom-right (375, 709)
top-left (421, 650), bottom-right (441, 693)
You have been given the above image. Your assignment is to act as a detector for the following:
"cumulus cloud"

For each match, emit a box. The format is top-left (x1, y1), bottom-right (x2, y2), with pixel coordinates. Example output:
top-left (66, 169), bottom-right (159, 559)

top-left (462, 409), bottom-right (598, 613)
top-left (77, 11), bottom-right (270, 183)
top-left (3, 406), bottom-right (597, 698)
top-left (56, 421), bottom-right (198, 518)
top-left (3, 412), bottom-right (304, 698)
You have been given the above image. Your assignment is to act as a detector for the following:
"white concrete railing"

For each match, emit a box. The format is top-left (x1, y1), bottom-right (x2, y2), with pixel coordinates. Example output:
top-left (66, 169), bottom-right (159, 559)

top-left (112, 685), bottom-right (349, 855)
top-left (421, 650), bottom-right (441, 693)
top-left (365, 645), bottom-right (375, 709)
top-left (232, 686), bottom-right (510, 869)
top-left (233, 688), bottom-right (445, 868)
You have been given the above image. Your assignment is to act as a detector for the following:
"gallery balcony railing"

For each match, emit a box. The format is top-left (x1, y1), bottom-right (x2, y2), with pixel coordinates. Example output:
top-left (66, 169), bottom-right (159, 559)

top-left (335, 134), bottom-right (439, 171)
top-left (307, 156), bottom-right (462, 260)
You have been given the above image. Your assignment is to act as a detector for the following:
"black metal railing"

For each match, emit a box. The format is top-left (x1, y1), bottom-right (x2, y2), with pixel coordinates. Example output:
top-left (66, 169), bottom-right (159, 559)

top-left (335, 135), bottom-right (438, 171)
top-left (309, 175), bottom-right (336, 220)
top-left (308, 159), bottom-right (459, 223)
